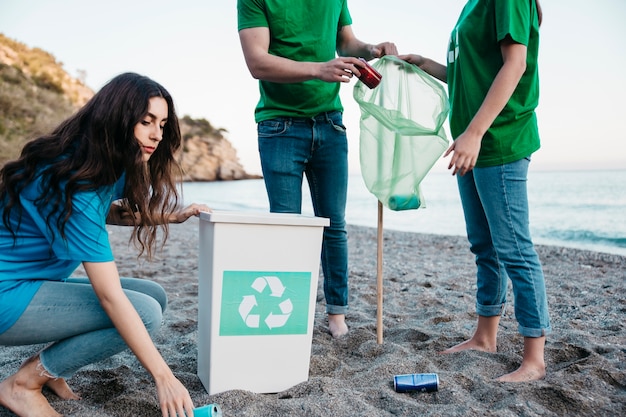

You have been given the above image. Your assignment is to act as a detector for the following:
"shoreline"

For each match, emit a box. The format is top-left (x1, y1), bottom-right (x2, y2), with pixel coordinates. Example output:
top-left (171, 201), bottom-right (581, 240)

top-left (0, 220), bottom-right (624, 416)
top-left (181, 171), bottom-right (626, 260)
top-left (351, 222), bottom-right (626, 259)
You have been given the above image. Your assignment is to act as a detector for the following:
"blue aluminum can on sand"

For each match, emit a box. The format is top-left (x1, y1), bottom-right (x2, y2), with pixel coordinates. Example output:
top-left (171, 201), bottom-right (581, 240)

top-left (194, 404), bottom-right (222, 417)
top-left (394, 373), bottom-right (439, 393)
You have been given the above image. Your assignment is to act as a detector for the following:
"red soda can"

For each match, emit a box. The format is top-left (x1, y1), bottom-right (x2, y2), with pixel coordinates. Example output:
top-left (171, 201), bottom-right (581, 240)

top-left (357, 57), bottom-right (382, 89)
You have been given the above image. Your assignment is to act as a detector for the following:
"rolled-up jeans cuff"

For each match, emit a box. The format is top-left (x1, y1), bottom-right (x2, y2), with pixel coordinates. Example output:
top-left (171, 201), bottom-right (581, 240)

top-left (476, 302), bottom-right (505, 317)
top-left (39, 352), bottom-right (62, 379)
top-left (518, 324), bottom-right (551, 338)
top-left (326, 304), bottom-right (348, 315)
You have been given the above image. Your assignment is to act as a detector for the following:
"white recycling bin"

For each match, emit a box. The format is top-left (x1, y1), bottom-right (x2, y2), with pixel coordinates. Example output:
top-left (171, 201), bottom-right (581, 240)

top-left (197, 211), bottom-right (329, 395)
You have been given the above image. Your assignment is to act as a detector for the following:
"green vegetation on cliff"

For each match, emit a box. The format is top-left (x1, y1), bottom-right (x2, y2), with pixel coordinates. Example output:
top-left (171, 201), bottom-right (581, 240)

top-left (0, 34), bottom-right (85, 163)
top-left (0, 34), bottom-right (255, 180)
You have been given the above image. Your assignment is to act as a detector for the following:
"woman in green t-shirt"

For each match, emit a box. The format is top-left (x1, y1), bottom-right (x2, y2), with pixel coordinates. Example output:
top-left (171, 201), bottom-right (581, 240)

top-left (400, 0), bottom-right (550, 382)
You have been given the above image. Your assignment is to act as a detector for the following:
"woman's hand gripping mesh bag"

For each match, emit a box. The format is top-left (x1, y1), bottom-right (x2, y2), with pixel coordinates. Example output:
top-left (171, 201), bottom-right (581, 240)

top-left (354, 55), bottom-right (449, 211)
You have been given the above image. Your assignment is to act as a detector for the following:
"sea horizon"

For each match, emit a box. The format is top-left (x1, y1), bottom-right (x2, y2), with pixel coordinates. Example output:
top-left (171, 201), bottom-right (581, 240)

top-left (182, 169), bottom-right (626, 257)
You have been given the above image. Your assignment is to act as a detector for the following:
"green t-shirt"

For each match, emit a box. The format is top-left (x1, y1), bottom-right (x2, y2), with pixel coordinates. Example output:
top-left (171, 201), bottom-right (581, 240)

top-left (447, 0), bottom-right (541, 167)
top-left (237, 0), bottom-right (352, 122)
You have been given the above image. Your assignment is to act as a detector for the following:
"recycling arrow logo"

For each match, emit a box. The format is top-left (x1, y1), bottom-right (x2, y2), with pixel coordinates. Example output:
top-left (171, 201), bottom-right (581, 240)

top-left (219, 271), bottom-right (312, 336)
top-left (238, 276), bottom-right (293, 329)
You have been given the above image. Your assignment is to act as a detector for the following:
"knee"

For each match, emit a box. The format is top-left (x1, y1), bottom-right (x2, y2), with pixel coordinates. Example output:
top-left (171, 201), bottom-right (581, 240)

top-left (133, 294), bottom-right (164, 335)
top-left (151, 283), bottom-right (168, 313)
top-left (324, 220), bottom-right (347, 240)
top-left (143, 298), bottom-right (164, 335)
top-left (123, 278), bottom-right (168, 313)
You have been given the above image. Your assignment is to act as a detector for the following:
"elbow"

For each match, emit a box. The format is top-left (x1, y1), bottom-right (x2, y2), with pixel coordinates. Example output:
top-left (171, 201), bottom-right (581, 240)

top-left (510, 51), bottom-right (528, 76)
top-left (336, 45), bottom-right (349, 58)
top-left (517, 63), bottom-right (527, 82)
top-left (244, 60), bottom-right (266, 80)
top-left (335, 38), bottom-right (348, 57)
top-left (505, 58), bottom-right (527, 80)
top-left (248, 67), bottom-right (263, 80)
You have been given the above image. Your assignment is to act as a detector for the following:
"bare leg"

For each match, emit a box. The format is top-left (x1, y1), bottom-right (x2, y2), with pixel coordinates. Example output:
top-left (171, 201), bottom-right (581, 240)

top-left (440, 315), bottom-right (499, 354)
top-left (0, 354), bottom-right (62, 417)
top-left (496, 336), bottom-right (546, 382)
top-left (328, 314), bottom-right (348, 338)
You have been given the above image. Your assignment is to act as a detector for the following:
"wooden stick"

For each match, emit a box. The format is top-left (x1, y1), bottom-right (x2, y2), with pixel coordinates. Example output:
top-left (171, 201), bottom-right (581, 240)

top-left (377, 200), bottom-right (384, 344)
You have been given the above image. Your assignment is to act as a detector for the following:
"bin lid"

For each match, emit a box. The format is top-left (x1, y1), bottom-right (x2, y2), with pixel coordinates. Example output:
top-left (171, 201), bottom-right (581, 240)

top-left (199, 210), bottom-right (330, 227)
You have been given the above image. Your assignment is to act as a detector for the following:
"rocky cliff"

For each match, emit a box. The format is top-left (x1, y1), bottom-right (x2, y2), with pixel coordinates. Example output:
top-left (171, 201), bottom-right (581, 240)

top-left (0, 34), bottom-right (258, 181)
top-left (178, 116), bottom-right (260, 181)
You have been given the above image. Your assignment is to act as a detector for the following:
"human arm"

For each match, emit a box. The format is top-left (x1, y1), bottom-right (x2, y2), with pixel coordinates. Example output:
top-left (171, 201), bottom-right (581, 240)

top-left (238, 25), bottom-right (396, 84)
top-left (335, 25), bottom-right (398, 61)
top-left (397, 54), bottom-right (447, 83)
top-left (82, 261), bottom-right (194, 417)
top-left (165, 203), bottom-right (211, 224)
top-left (445, 39), bottom-right (528, 176)
top-left (239, 26), bottom-right (366, 83)
top-left (106, 203), bottom-right (210, 226)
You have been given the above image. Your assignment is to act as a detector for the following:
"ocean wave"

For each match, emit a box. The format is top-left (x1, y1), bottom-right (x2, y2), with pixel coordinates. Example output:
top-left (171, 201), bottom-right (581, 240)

top-left (541, 229), bottom-right (626, 249)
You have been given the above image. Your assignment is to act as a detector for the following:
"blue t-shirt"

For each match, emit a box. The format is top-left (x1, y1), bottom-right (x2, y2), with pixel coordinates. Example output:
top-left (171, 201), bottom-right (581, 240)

top-left (0, 174), bottom-right (126, 334)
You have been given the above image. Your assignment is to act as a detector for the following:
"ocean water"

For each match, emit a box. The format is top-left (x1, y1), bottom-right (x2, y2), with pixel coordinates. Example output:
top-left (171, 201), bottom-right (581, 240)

top-left (182, 170), bottom-right (626, 257)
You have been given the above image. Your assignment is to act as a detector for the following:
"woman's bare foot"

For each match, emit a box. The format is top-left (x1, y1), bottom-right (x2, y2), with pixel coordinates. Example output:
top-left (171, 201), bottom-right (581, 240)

top-left (496, 336), bottom-right (546, 382)
top-left (328, 314), bottom-right (348, 338)
top-left (46, 378), bottom-right (80, 400)
top-left (0, 355), bottom-right (61, 417)
top-left (496, 364), bottom-right (546, 382)
top-left (440, 337), bottom-right (497, 354)
top-left (20, 353), bottom-right (80, 400)
top-left (440, 315), bottom-right (499, 354)
top-left (18, 355), bottom-right (79, 400)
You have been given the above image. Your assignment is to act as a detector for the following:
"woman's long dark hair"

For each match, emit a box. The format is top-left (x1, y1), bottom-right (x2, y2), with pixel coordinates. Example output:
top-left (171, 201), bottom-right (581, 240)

top-left (0, 72), bottom-right (182, 258)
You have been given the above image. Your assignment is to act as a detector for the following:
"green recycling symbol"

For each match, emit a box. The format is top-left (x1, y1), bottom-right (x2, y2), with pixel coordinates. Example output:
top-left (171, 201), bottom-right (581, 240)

top-left (239, 276), bottom-right (292, 329)
top-left (219, 271), bottom-right (312, 336)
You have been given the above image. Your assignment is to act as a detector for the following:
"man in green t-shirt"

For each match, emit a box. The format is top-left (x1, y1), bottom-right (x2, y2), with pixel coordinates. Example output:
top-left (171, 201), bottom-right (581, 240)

top-left (237, 0), bottom-right (397, 338)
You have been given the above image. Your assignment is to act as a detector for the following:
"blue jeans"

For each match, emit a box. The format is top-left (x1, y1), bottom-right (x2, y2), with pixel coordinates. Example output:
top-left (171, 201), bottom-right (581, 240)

top-left (456, 157), bottom-right (551, 337)
top-left (0, 277), bottom-right (166, 378)
top-left (258, 111), bottom-right (349, 314)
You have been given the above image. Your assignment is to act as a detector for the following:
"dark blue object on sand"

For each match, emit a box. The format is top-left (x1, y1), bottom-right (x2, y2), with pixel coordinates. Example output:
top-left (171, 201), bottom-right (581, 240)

top-left (394, 373), bottom-right (439, 393)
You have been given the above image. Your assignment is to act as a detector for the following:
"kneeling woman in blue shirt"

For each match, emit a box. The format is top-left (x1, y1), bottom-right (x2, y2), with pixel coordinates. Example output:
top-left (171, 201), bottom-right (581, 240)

top-left (0, 72), bottom-right (209, 417)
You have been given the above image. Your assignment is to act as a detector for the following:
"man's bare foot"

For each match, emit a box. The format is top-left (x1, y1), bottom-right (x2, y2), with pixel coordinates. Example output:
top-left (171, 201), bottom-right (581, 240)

top-left (496, 363), bottom-right (546, 382)
top-left (328, 314), bottom-right (348, 338)
top-left (439, 338), bottom-right (497, 354)
top-left (0, 356), bottom-right (62, 417)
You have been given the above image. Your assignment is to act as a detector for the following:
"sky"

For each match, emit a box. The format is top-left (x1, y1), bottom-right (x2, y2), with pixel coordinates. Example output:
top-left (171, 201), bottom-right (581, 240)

top-left (1, 0), bottom-right (625, 176)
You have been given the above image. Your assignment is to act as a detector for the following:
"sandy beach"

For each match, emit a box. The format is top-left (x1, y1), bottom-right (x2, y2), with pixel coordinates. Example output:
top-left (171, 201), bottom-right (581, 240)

top-left (1, 217), bottom-right (624, 416)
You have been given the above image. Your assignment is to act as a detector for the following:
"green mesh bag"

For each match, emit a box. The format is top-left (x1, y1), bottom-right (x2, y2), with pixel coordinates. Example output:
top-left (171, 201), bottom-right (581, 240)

top-left (353, 55), bottom-right (450, 211)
